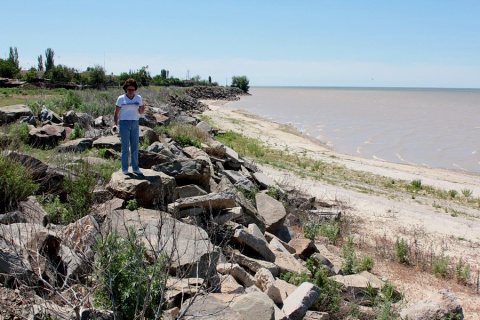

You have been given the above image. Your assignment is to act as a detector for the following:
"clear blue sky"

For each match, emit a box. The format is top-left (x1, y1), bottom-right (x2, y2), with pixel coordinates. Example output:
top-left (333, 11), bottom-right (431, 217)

top-left (2, 0), bottom-right (479, 88)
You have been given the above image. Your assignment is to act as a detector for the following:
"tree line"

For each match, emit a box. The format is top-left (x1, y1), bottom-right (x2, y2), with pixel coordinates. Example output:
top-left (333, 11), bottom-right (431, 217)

top-left (0, 46), bottom-right (250, 92)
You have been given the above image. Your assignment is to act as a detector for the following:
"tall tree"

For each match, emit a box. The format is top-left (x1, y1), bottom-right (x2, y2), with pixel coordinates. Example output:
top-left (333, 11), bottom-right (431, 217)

top-left (160, 69), bottom-right (168, 79)
top-left (231, 75), bottom-right (250, 93)
top-left (88, 65), bottom-right (107, 89)
top-left (8, 47), bottom-right (19, 69)
top-left (45, 48), bottom-right (55, 72)
top-left (37, 55), bottom-right (44, 71)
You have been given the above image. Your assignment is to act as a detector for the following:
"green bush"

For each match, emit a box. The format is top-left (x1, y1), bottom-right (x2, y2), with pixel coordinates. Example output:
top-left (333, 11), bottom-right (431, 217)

top-left (42, 195), bottom-right (69, 224)
top-left (126, 199), bottom-right (140, 211)
top-left (432, 252), bottom-right (450, 278)
top-left (62, 163), bottom-right (97, 224)
top-left (7, 122), bottom-right (30, 145)
top-left (305, 257), bottom-right (342, 313)
top-left (165, 122), bottom-right (210, 148)
top-left (455, 258), bottom-right (470, 283)
top-left (0, 153), bottom-right (39, 213)
top-left (342, 237), bottom-right (357, 275)
top-left (449, 189), bottom-right (458, 199)
top-left (395, 238), bottom-right (409, 264)
top-left (238, 186), bottom-right (259, 205)
top-left (311, 268), bottom-right (342, 313)
top-left (69, 123), bottom-right (84, 140)
top-left (358, 255), bottom-right (375, 272)
top-left (303, 221), bottom-right (340, 244)
top-left (303, 222), bottom-right (320, 241)
top-left (279, 271), bottom-right (310, 286)
top-left (94, 228), bottom-right (167, 318)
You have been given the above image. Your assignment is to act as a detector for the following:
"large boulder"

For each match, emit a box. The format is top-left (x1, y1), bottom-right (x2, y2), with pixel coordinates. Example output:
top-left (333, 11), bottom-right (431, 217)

top-left (231, 249), bottom-right (279, 276)
top-left (107, 208), bottom-right (220, 279)
top-left (152, 158), bottom-right (211, 191)
top-left (217, 262), bottom-right (256, 287)
top-left (400, 289), bottom-right (464, 320)
top-left (179, 295), bottom-right (241, 320)
top-left (282, 282), bottom-right (322, 320)
top-left (231, 224), bottom-right (276, 262)
top-left (255, 193), bottom-right (287, 233)
top-left (92, 136), bottom-right (122, 151)
top-left (28, 125), bottom-right (66, 148)
top-left (138, 149), bottom-right (171, 169)
top-left (106, 169), bottom-right (176, 208)
top-left (217, 176), bottom-right (266, 231)
top-left (255, 268), bottom-right (283, 304)
top-left (0, 104), bottom-right (33, 124)
top-left (168, 191), bottom-right (236, 218)
top-left (230, 291), bottom-right (276, 320)
top-left (56, 138), bottom-right (93, 153)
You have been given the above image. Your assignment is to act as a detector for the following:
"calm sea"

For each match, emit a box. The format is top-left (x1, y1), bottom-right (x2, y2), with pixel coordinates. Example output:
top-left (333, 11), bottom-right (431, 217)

top-left (227, 87), bottom-right (480, 174)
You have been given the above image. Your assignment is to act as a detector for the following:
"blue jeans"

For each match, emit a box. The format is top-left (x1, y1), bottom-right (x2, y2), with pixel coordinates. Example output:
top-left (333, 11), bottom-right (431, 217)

top-left (119, 120), bottom-right (140, 172)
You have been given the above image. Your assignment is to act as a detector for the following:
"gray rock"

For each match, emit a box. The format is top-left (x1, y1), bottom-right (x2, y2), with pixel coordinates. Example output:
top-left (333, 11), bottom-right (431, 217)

top-left (0, 104), bottom-right (33, 124)
top-left (139, 125), bottom-right (159, 145)
top-left (220, 274), bottom-right (245, 294)
top-left (217, 176), bottom-right (266, 231)
top-left (231, 249), bottom-right (279, 276)
top-left (274, 278), bottom-right (298, 302)
top-left (213, 207), bottom-right (244, 225)
top-left (57, 138), bottom-right (93, 153)
top-left (92, 135), bottom-right (121, 151)
top-left (76, 112), bottom-right (94, 128)
top-left (169, 191), bottom-right (236, 217)
top-left (28, 124), bottom-right (66, 148)
top-left (174, 184), bottom-right (208, 200)
top-left (255, 267), bottom-right (283, 304)
top-left (256, 193), bottom-right (287, 233)
top-left (230, 291), bottom-right (276, 320)
top-left (223, 170), bottom-right (256, 191)
top-left (153, 158), bottom-right (211, 191)
top-left (138, 149), bottom-right (171, 168)
top-left (180, 295), bottom-right (240, 320)
top-left (217, 262), bottom-right (256, 287)
top-left (196, 121), bottom-right (213, 133)
top-left (108, 208), bottom-right (220, 279)
top-left (106, 169), bottom-right (176, 208)
top-left (232, 224), bottom-right (276, 262)
top-left (271, 251), bottom-right (310, 275)
top-left (252, 172), bottom-right (280, 190)
top-left (282, 282), bottom-right (322, 320)
top-left (400, 289), bottom-right (464, 320)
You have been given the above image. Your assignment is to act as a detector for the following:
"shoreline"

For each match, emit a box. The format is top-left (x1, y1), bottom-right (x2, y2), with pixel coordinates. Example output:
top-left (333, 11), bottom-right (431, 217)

top-left (201, 98), bottom-right (480, 318)
top-left (202, 99), bottom-right (480, 197)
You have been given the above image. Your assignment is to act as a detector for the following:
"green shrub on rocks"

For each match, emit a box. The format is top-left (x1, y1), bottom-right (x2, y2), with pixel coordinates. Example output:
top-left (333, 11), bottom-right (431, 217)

top-left (0, 153), bottom-right (39, 213)
top-left (94, 228), bottom-right (167, 319)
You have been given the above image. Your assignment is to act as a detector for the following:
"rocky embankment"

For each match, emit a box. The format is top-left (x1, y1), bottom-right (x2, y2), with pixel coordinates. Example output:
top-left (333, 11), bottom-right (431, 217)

top-left (0, 87), bottom-right (464, 319)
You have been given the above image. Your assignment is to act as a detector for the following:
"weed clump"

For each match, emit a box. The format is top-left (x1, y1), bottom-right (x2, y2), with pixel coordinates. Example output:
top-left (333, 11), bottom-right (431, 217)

top-left (0, 153), bottom-right (39, 213)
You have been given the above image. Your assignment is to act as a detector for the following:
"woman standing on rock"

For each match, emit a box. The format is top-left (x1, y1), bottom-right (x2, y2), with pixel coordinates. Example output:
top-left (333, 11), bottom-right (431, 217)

top-left (113, 78), bottom-right (146, 175)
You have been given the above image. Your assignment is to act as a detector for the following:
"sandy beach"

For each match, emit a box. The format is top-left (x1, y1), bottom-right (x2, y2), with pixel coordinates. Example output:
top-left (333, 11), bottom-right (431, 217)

top-left (202, 99), bottom-right (480, 318)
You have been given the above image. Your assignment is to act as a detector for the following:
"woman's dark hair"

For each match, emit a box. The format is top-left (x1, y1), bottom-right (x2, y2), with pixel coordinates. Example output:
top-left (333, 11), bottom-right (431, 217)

top-left (122, 78), bottom-right (138, 92)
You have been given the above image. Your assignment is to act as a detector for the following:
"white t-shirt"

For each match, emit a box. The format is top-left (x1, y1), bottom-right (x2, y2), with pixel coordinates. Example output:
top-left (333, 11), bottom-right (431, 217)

top-left (116, 94), bottom-right (143, 121)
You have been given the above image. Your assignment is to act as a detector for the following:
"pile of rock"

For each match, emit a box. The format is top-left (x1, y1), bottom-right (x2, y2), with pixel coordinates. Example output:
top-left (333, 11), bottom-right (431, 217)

top-left (0, 88), bottom-right (464, 319)
top-left (185, 86), bottom-right (248, 101)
